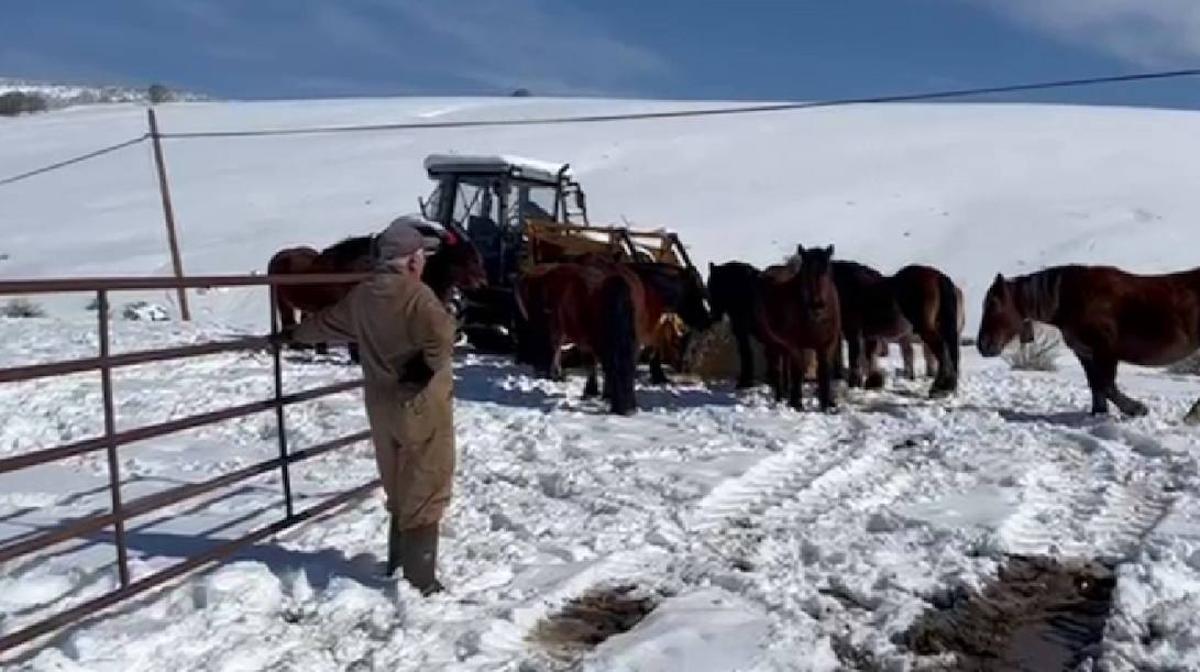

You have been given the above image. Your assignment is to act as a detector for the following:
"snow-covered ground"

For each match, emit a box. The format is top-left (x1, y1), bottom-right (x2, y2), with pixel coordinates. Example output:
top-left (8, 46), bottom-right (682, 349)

top-left (2, 97), bottom-right (1200, 669)
top-left (1, 317), bottom-right (1198, 670)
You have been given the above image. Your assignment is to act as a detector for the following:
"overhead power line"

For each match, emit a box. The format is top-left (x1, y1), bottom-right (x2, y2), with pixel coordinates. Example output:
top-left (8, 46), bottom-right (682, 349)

top-left (158, 67), bottom-right (1200, 139)
top-left (0, 135), bottom-right (149, 188)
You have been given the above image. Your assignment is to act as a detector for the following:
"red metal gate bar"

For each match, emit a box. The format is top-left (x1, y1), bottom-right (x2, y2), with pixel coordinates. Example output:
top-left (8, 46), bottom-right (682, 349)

top-left (0, 429), bottom-right (372, 565)
top-left (0, 273), bottom-right (370, 295)
top-left (270, 287), bottom-right (295, 518)
top-left (0, 337), bottom-right (267, 385)
top-left (0, 479), bottom-right (380, 657)
top-left (96, 290), bottom-right (130, 587)
top-left (0, 379), bottom-right (363, 477)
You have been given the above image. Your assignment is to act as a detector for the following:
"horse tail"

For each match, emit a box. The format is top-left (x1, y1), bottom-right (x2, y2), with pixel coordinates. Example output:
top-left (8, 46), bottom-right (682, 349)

top-left (937, 273), bottom-right (960, 376)
top-left (600, 275), bottom-right (638, 415)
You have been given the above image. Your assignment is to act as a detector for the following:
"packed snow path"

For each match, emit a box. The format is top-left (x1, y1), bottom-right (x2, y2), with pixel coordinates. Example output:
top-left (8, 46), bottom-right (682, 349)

top-left (1, 318), bottom-right (1198, 670)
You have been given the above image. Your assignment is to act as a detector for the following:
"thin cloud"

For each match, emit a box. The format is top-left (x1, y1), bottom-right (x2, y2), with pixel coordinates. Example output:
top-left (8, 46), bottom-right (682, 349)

top-left (386, 0), bottom-right (671, 95)
top-left (982, 0), bottom-right (1200, 67)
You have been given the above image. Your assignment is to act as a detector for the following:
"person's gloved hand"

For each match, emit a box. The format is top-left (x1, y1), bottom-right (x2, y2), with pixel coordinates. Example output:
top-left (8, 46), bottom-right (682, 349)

top-left (399, 356), bottom-right (435, 387)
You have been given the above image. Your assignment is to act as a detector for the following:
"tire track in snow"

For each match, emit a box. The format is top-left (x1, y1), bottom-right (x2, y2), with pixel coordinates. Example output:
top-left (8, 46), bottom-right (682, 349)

top-left (996, 423), bottom-right (1174, 561)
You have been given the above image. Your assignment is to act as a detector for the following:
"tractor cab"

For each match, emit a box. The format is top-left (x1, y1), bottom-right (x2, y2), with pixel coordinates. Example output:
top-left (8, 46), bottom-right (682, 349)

top-left (420, 154), bottom-right (588, 286)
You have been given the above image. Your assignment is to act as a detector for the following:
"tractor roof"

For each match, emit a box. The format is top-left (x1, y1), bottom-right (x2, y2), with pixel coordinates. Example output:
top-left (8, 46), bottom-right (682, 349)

top-left (423, 154), bottom-right (573, 185)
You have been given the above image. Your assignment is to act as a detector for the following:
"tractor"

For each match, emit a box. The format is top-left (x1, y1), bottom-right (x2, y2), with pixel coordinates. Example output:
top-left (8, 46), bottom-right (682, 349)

top-left (418, 153), bottom-right (697, 353)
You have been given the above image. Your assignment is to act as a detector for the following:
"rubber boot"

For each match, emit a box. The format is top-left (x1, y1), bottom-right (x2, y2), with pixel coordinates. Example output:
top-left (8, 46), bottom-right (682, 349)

top-left (399, 522), bottom-right (444, 596)
top-left (385, 515), bottom-right (402, 577)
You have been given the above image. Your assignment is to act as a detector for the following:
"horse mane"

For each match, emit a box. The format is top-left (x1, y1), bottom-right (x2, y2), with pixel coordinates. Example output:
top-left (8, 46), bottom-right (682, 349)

top-left (321, 235), bottom-right (375, 265)
top-left (1014, 267), bottom-right (1064, 322)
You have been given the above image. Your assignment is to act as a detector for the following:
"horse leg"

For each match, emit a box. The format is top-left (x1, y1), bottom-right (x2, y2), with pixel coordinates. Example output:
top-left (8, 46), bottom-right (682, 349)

top-left (734, 327), bottom-right (756, 389)
top-left (1091, 355), bottom-right (1148, 417)
top-left (583, 353), bottom-right (601, 398)
top-left (923, 342), bottom-right (939, 379)
top-left (1079, 356), bottom-right (1110, 416)
top-left (817, 344), bottom-right (837, 412)
top-left (649, 350), bottom-right (672, 385)
top-left (845, 331), bottom-right (865, 388)
top-left (787, 352), bottom-right (804, 410)
top-left (921, 328), bottom-right (954, 397)
top-left (347, 342), bottom-right (361, 365)
top-left (899, 336), bottom-right (917, 380)
top-left (765, 347), bottom-right (782, 399)
top-left (864, 338), bottom-right (886, 390)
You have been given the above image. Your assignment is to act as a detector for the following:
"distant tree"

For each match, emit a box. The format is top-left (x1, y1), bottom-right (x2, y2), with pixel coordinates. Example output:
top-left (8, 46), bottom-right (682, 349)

top-left (147, 83), bottom-right (173, 104)
top-left (0, 91), bottom-right (48, 116)
top-left (511, 88), bottom-right (533, 97)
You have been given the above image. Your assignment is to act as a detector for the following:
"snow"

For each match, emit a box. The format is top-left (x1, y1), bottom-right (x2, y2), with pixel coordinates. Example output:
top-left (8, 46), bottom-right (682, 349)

top-left (423, 153), bottom-right (572, 183)
top-left (1, 97), bottom-right (1200, 669)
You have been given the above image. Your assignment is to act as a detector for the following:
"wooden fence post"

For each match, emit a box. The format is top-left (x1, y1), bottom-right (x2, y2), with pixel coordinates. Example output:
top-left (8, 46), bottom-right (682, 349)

top-left (147, 108), bottom-right (191, 321)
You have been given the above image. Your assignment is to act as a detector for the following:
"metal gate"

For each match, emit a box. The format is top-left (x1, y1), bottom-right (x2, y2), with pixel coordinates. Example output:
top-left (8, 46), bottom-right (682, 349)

top-left (0, 273), bottom-right (378, 655)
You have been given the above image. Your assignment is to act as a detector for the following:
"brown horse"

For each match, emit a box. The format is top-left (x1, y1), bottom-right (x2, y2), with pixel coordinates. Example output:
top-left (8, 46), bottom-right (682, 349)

top-left (978, 265), bottom-right (1200, 417)
top-left (268, 223), bottom-right (487, 359)
top-left (707, 260), bottom-right (814, 396)
top-left (755, 245), bottom-right (841, 411)
top-left (832, 260), bottom-right (964, 395)
top-left (515, 261), bottom-right (646, 414)
top-left (886, 265), bottom-right (962, 397)
top-left (621, 261), bottom-right (713, 383)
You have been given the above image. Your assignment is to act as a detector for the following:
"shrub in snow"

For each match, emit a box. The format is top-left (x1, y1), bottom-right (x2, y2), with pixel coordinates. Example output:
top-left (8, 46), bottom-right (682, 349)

top-left (147, 83), bottom-right (173, 104)
top-left (0, 91), bottom-right (48, 116)
top-left (1003, 324), bottom-right (1062, 372)
top-left (1167, 351), bottom-right (1200, 376)
top-left (1, 298), bottom-right (46, 318)
top-left (121, 301), bottom-right (170, 322)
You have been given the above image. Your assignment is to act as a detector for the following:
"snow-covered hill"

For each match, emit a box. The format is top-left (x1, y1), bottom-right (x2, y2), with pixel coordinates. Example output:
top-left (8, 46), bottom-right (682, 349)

top-left (0, 77), bottom-right (208, 109)
top-left (2, 96), bottom-right (1199, 332)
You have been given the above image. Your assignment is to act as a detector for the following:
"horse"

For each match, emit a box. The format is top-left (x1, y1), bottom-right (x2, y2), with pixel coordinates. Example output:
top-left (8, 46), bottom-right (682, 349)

top-left (708, 260), bottom-right (804, 395)
top-left (268, 223), bottom-right (487, 361)
top-left (754, 245), bottom-right (841, 411)
top-left (887, 264), bottom-right (962, 397)
top-left (620, 261), bottom-right (713, 383)
top-left (515, 261), bottom-right (645, 414)
top-left (831, 260), bottom-right (964, 394)
top-left (977, 265), bottom-right (1200, 418)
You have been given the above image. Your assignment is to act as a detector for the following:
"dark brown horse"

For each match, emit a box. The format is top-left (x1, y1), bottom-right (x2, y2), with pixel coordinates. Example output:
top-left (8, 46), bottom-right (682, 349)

top-left (268, 223), bottom-right (487, 359)
top-left (515, 261), bottom-right (646, 414)
top-left (978, 265), bottom-right (1200, 417)
top-left (885, 265), bottom-right (962, 397)
top-left (755, 245), bottom-right (841, 411)
top-left (832, 260), bottom-right (964, 395)
top-left (621, 261), bottom-right (713, 383)
top-left (708, 260), bottom-right (812, 396)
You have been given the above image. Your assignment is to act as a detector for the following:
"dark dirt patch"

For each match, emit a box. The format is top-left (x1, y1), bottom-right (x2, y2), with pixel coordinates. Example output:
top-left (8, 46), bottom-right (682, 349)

top-left (902, 555), bottom-right (1116, 671)
top-left (528, 584), bottom-right (663, 665)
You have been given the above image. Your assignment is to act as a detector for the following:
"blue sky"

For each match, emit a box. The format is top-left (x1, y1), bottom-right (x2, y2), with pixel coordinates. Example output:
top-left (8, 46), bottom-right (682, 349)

top-left (3, 0), bottom-right (1200, 108)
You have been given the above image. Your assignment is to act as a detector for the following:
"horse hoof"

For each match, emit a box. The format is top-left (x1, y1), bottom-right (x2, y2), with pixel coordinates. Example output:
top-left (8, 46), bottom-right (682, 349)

top-left (1122, 402), bottom-right (1149, 418)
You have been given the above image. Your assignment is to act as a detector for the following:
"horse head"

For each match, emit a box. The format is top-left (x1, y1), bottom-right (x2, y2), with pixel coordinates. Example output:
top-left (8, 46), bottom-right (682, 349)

top-left (977, 272), bottom-right (1026, 357)
top-left (677, 264), bottom-right (714, 332)
top-left (794, 244), bottom-right (837, 320)
top-left (437, 221), bottom-right (487, 291)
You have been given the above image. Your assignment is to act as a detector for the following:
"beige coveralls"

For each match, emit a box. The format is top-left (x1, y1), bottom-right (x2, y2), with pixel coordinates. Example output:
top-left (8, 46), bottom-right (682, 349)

top-left (292, 273), bottom-right (457, 530)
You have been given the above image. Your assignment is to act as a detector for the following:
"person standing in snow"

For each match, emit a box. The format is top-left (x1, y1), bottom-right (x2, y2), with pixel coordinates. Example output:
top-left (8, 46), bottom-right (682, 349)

top-left (278, 216), bottom-right (458, 595)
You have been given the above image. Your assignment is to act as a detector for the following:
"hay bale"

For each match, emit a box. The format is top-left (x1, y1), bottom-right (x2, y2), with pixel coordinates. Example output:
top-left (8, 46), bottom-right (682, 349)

top-left (683, 319), bottom-right (767, 383)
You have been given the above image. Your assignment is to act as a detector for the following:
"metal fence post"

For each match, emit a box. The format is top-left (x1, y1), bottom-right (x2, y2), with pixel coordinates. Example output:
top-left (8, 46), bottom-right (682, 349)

top-left (97, 290), bottom-right (130, 587)
top-left (147, 108), bottom-right (191, 321)
top-left (270, 286), bottom-right (295, 519)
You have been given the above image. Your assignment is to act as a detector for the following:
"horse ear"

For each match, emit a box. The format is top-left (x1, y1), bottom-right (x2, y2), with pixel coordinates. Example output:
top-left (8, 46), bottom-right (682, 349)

top-left (708, 261), bottom-right (715, 272)
top-left (796, 244), bottom-right (807, 259)
top-left (824, 245), bottom-right (835, 260)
